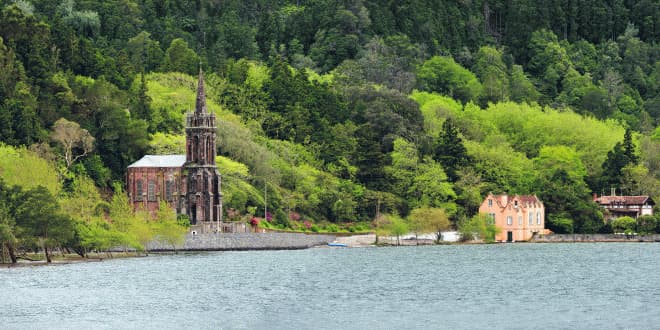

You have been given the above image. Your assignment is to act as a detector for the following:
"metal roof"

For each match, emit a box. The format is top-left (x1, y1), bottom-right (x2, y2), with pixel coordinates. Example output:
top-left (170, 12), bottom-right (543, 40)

top-left (127, 155), bottom-right (186, 168)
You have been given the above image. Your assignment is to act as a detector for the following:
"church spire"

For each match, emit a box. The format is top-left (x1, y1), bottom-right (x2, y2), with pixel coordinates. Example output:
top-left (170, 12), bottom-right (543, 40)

top-left (196, 67), bottom-right (207, 114)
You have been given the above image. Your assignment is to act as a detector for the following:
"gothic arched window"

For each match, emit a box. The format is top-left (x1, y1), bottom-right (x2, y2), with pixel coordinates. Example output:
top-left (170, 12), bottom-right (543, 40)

top-left (165, 180), bottom-right (173, 201)
top-left (136, 179), bottom-right (143, 201)
top-left (148, 180), bottom-right (156, 201)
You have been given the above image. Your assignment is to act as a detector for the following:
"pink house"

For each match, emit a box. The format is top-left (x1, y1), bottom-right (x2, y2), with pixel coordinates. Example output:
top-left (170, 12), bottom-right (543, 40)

top-left (478, 193), bottom-right (545, 242)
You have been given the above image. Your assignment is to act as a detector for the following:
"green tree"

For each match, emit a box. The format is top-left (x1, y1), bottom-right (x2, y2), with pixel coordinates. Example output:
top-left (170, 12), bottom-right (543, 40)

top-left (161, 38), bottom-right (199, 75)
top-left (474, 46), bottom-right (509, 104)
top-left (0, 203), bottom-right (18, 263)
top-left (611, 216), bottom-right (636, 233)
top-left (408, 207), bottom-right (450, 243)
top-left (459, 213), bottom-right (500, 243)
top-left (636, 215), bottom-right (656, 234)
top-left (601, 128), bottom-right (638, 191)
top-left (153, 200), bottom-right (187, 251)
top-left (127, 31), bottom-right (164, 73)
top-left (417, 56), bottom-right (482, 103)
top-left (533, 146), bottom-right (603, 233)
top-left (0, 179), bottom-right (21, 263)
top-left (383, 214), bottom-right (408, 246)
top-left (16, 186), bottom-right (75, 262)
top-left (433, 118), bottom-right (470, 181)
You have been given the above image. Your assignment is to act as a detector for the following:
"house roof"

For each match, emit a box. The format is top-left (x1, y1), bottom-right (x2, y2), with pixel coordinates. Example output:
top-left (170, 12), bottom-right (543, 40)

top-left (487, 193), bottom-right (543, 209)
top-left (595, 195), bottom-right (655, 205)
top-left (128, 155), bottom-right (186, 168)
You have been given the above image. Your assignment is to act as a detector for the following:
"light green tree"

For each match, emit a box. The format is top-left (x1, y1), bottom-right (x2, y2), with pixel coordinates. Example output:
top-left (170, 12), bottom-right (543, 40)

top-left (154, 201), bottom-right (187, 251)
top-left (459, 213), bottom-right (500, 243)
top-left (611, 216), bottom-right (636, 234)
top-left (383, 214), bottom-right (408, 246)
top-left (408, 207), bottom-right (451, 243)
top-left (417, 56), bottom-right (483, 103)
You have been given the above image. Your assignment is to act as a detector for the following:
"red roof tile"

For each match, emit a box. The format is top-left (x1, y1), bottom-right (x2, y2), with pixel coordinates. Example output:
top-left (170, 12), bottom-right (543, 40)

top-left (595, 195), bottom-right (654, 205)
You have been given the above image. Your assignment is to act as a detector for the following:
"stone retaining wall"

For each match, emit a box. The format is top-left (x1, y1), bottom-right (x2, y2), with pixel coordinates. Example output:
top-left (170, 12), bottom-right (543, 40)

top-left (146, 232), bottom-right (336, 251)
top-left (532, 234), bottom-right (660, 243)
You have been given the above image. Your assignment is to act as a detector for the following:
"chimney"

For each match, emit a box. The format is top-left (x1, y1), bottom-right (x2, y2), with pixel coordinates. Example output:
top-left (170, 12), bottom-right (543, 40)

top-left (611, 187), bottom-right (616, 196)
top-left (592, 193), bottom-right (598, 201)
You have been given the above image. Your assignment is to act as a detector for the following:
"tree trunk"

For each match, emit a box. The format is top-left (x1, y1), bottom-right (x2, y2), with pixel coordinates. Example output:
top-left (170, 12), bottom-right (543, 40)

top-left (44, 246), bottom-right (52, 263)
top-left (8, 245), bottom-right (17, 264)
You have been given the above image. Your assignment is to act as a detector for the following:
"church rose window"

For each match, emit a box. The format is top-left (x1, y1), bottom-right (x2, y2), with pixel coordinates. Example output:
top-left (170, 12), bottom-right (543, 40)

top-left (148, 180), bottom-right (156, 201)
top-left (136, 180), bottom-right (143, 201)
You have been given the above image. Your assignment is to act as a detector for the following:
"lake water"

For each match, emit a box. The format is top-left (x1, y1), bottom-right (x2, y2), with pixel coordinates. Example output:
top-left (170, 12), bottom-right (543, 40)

top-left (2, 243), bottom-right (659, 329)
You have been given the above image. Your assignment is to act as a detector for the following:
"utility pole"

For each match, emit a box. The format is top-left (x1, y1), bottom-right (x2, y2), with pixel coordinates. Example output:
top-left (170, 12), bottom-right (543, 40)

top-left (264, 180), bottom-right (267, 222)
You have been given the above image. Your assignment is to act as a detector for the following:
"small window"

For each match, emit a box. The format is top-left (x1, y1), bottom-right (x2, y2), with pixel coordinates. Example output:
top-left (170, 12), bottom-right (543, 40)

top-left (514, 200), bottom-right (518, 207)
top-left (136, 180), bottom-right (143, 201)
top-left (529, 213), bottom-right (533, 225)
top-left (148, 180), bottom-right (156, 201)
top-left (488, 213), bottom-right (496, 224)
top-left (165, 181), bottom-right (173, 201)
top-left (518, 215), bottom-right (522, 225)
top-left (488, 199), bottom-right (493, 207)
top-left (506, 216), bottom-right (512, 225)
top-left (537, 212), bottom-right (542, 225)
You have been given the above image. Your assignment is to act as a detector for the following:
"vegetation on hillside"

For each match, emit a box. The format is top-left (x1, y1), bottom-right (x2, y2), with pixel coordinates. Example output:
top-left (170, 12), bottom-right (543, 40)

top-left (1, 0), bottom-right (660, 260)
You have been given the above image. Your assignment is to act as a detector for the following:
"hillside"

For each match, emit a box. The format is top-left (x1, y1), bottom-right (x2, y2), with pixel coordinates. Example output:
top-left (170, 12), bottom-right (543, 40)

top-left (1, 0), bottom-right (659, 246)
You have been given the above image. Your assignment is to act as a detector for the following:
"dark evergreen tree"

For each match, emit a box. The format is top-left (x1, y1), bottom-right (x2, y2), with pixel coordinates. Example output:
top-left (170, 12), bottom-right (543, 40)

top-left (600, 129), bottom-right (638, 192)
top-left (622, 128), bottom-right (638, 165)
top-left (433, 118), bottom-right (470, 182)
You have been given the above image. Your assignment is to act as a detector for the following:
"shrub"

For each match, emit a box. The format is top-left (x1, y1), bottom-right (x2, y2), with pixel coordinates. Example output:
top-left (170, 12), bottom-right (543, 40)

top-left (325, 224), bottom-right (339, 233)
top-left (636, 215), bottom-right (656, 234)
top-left (548, 217), bottom-right (574, 234)
top-left (611, 216), bottom-right (636, 233)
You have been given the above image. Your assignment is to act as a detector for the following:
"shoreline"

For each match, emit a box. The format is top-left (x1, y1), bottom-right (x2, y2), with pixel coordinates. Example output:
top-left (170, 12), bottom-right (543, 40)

top-left (3, 233), bottom-right (659, 267)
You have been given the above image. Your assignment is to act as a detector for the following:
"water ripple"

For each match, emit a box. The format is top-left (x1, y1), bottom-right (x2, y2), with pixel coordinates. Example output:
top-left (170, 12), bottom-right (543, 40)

top-left (1, 243), bottom-right (659, 329)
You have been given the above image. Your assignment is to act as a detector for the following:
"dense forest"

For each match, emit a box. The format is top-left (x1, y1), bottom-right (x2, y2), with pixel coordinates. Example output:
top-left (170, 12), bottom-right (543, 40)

top-left (1, 0), bottom-right (659, 258)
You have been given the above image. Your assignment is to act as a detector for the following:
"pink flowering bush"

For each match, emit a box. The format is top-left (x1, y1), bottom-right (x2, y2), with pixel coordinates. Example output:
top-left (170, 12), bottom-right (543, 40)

top-left (289, 212), bottom-right (301, 221)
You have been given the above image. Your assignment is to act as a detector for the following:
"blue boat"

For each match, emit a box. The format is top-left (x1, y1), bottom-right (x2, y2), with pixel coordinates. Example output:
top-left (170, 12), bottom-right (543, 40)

top-left (327, 242), bottom-right (348, 247)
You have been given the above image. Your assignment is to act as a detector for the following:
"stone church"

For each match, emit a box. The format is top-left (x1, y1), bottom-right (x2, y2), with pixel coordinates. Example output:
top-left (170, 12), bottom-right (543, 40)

top-left (126, 70), bottom-right (222, 226)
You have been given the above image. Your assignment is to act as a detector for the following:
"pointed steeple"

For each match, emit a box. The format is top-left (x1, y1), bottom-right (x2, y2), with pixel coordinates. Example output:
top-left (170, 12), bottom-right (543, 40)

top-left (196, 67), bottom-right (207, 113)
